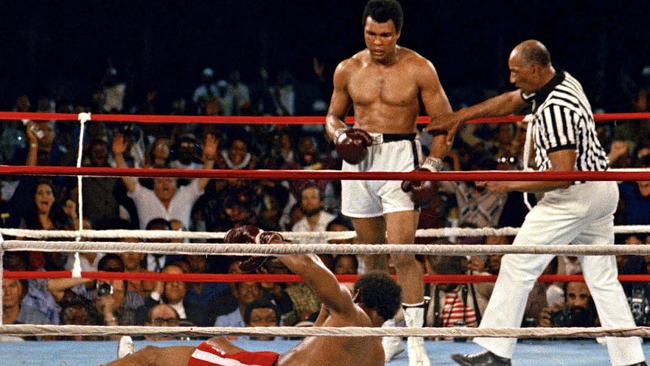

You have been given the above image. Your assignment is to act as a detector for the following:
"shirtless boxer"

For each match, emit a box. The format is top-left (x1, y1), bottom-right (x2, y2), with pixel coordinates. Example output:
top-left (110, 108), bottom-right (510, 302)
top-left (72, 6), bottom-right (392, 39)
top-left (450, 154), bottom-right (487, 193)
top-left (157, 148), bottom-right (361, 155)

top-left (325, 1), bottom-right (452, 364)
top-left (102, 225), bottom-right (402, 366)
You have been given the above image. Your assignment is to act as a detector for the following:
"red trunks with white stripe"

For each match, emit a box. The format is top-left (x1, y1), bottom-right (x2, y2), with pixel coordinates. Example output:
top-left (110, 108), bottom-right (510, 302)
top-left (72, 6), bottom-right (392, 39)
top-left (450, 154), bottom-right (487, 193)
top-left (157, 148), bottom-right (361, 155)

top-left (187, 341), bottom-right (280, 366)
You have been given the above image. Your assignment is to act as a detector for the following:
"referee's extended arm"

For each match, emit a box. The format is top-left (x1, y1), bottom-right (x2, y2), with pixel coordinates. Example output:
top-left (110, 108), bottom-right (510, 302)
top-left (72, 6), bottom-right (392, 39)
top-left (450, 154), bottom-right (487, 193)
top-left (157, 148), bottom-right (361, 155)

top-left (426, 90), bottom-right (527, 144)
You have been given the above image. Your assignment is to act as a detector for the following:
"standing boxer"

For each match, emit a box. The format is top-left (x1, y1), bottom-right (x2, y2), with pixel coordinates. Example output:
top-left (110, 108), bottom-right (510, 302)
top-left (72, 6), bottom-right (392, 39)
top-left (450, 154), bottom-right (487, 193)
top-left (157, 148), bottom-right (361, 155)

top-left (429, 39), bottom-right (646, 366)
top-left (325, 1), bottom-right (452, 365)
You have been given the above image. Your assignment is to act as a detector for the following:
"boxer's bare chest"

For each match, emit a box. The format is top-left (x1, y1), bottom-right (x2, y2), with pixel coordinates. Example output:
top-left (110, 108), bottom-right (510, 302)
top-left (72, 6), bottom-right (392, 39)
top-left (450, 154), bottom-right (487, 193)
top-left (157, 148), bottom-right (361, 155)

top-left (347, 62), bottom-right (419, 108)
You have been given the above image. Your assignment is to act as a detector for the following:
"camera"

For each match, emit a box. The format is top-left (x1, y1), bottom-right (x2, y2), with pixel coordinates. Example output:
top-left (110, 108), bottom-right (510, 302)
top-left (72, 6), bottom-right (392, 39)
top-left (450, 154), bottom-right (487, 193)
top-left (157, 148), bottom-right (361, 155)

top-left (550, 307), bottom-right (596, 327)
top-left (550, 308), bottom-right (576, 327)
top-left (96, 282), bottom-right (114, 297)
top-left (628, 285), bottom-right (650, 325)
top-left (117, 123), bottom-right (142, 142)
top-left (22, 119), bottom-right (45, 139)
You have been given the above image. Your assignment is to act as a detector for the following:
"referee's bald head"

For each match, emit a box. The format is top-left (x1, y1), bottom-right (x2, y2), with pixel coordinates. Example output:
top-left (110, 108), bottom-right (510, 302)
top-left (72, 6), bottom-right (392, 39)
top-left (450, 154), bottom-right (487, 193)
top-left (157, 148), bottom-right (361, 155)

top-left (513, 39), bottom-right (552, 67)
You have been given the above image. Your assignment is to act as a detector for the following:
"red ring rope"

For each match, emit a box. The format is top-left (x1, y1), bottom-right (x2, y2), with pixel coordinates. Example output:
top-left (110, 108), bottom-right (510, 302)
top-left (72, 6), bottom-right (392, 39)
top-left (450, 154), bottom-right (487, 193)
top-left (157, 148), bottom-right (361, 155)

top-left (0, 166), bottom-right (648, 181)
top-left (2, 111), bottom-right (650, 124)
top-left (5, 271), bottom-right (650, 284)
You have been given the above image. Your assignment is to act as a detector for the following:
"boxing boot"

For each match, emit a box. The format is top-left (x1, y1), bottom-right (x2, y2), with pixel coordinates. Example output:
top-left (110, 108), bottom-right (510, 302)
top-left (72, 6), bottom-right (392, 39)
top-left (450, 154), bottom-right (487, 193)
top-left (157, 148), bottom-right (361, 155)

top-left (403, 302), bottom-right (431, 366)
top-left (382, 318), bottom-right (405, 362)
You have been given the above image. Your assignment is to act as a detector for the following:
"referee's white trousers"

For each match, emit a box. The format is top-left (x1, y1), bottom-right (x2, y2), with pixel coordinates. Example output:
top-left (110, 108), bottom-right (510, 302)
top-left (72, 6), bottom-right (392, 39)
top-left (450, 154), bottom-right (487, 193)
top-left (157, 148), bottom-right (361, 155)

top-left (474, 181), bottom-right (645, 365)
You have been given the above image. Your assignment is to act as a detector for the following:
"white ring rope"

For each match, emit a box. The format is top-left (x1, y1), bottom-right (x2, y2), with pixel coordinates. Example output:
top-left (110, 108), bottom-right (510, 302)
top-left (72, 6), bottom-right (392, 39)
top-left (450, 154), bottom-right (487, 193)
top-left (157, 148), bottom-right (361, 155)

top-left (4, 241), bottom-right (650, 256)
top-left (72, 113), bottom-right (91, 279)
top-left (0, 324), bottom-right (648, 339)
top-left (2, 225), bottom-right (650, 241)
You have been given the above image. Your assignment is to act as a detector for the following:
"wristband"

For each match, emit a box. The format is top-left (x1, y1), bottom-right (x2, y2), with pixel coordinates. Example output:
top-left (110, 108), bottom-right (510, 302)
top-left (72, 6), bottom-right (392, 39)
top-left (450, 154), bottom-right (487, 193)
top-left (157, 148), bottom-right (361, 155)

top-left (421, 157), bottom-right (444, 172)
top-left (334, 128), bottom-right (347, 142)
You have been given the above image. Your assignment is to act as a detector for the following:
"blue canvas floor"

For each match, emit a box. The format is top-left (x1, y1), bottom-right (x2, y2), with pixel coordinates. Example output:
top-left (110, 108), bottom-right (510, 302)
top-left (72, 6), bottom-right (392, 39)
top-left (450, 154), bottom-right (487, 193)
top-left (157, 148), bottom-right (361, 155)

top-left (0, 338), bottom-right (647, 366)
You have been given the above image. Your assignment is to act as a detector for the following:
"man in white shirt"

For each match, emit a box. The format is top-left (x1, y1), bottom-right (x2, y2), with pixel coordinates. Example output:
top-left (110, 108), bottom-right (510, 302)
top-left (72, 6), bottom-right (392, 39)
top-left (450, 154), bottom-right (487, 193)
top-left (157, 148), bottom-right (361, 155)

top-left (112, 133), bottom-right (217, 229)
top-left (291, 183), bottom-right (334, 243)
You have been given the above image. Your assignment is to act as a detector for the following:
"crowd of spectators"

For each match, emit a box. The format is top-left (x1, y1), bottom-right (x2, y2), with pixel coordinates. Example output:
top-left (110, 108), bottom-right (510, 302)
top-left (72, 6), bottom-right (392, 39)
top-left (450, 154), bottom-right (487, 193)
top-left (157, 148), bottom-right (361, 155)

top-left (1, 63), bottom-right (650, 342)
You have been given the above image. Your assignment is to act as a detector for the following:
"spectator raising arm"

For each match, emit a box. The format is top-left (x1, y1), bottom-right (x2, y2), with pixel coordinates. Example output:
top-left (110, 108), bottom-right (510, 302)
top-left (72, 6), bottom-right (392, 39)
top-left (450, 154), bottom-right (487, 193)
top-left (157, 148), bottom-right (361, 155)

top-left (25, 121), bottom-right (39, 166)
top-left (198, 133), bottom-right (218, 191)
top-left (112, 133), bottom-right (136, 193)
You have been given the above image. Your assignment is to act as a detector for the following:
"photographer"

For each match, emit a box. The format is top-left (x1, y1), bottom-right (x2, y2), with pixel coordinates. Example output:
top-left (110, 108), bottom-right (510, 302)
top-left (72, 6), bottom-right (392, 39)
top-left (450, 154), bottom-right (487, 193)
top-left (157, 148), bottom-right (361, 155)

top-left (92, 255), bottom-right (146, 329)
top-left (538, 281), bottom-right (597, 328)
top-left (427, 256), bottom-right (479, 329)
top-left (620, 256), bottom-right (650, 326)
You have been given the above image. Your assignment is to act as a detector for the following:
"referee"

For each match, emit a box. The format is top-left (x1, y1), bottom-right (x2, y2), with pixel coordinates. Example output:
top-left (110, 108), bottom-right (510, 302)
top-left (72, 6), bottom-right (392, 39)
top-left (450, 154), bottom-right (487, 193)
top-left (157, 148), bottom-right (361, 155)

top-left (427, 40), bottom-right (647, 366)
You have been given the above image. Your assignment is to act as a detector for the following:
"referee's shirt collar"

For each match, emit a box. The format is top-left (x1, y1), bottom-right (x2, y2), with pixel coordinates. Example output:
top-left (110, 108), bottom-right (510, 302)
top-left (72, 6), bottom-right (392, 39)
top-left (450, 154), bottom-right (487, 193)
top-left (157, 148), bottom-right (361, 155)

top-left (521, 70), bottom-right (566, 111)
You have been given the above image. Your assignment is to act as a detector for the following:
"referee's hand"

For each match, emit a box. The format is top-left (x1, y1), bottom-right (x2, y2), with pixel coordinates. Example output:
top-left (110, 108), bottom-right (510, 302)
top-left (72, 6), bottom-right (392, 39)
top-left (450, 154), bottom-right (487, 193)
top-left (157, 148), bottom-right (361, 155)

top-left (425, 111), bottom-right (466, 146)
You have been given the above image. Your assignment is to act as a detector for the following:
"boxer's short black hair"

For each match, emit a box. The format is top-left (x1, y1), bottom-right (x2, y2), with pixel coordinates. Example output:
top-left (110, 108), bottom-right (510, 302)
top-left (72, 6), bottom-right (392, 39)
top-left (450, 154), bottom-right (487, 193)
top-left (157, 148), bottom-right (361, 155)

top-left (362, 0), bottom-right (403, 32)
top-left (354, 271), bottom-right (402, 321)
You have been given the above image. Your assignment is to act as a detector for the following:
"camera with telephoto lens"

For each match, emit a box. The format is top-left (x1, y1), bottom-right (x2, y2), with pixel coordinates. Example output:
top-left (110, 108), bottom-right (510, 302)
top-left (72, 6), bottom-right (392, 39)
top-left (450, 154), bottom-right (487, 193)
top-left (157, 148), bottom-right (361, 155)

top-left (550, 308), bottom-right (576, 327)
top-left (628, 285), bottom-right (650, 325)
top-left (96, 282), bottom-right (114, 297)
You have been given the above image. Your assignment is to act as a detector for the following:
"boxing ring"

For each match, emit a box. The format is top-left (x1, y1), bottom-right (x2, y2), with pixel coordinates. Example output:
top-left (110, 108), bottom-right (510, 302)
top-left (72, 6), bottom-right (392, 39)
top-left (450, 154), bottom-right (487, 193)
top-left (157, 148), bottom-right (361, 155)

top-left (2, 338), bottom-right (646, 365)
top-left (2, 111), bottom-right (650, 365)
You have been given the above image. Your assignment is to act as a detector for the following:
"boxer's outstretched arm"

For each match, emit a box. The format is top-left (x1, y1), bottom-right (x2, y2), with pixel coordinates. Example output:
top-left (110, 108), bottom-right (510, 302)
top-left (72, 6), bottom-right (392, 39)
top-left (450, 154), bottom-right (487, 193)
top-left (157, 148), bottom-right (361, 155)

top-left (278, 253), bottom-right (355, 315)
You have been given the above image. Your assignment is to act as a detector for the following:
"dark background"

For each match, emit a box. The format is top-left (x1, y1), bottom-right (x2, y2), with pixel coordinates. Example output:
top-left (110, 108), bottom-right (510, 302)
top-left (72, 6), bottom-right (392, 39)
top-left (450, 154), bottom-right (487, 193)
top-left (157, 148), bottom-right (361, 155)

top-left (1, 0), bottom-right (648, 111)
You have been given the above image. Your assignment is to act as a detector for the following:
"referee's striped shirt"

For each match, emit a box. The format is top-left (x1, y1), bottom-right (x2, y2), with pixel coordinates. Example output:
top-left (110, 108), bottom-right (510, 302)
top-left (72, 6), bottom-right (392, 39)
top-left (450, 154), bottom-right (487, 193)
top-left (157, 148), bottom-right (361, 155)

top-left (522, 70), bottom-right (609, 173)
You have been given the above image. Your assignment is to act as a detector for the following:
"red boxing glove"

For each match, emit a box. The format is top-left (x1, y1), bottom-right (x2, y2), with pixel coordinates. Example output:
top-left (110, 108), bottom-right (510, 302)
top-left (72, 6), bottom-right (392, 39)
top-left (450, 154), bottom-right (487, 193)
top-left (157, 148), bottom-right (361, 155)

top-left (223, 225), bottom-right (284, 272)
top-left (401, 157), bottom-right (443, 207)
top-left (335, 128), bottom-right (373, 165)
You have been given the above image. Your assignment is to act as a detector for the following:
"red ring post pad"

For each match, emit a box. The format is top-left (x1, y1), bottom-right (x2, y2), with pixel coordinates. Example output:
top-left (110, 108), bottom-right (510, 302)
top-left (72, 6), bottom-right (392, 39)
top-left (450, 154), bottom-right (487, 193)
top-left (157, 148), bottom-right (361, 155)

top-left (1, 111), bottom-right (650, 124)
top-left (0, 166), bottom-right (649, 182)
top-left (4, 271), bottom-right (650, 284)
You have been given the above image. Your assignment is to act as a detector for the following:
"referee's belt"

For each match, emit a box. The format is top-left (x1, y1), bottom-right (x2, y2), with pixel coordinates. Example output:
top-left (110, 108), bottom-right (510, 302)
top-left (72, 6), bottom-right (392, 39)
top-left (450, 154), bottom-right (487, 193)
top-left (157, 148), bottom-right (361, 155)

top-left (369, 133), bottom-right (417, 145)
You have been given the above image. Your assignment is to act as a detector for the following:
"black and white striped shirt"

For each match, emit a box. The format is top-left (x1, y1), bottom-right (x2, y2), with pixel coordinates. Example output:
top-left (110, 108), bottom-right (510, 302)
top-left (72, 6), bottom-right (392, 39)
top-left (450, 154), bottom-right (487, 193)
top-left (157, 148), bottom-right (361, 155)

top-left (522, 70), bottom-right (608, 172)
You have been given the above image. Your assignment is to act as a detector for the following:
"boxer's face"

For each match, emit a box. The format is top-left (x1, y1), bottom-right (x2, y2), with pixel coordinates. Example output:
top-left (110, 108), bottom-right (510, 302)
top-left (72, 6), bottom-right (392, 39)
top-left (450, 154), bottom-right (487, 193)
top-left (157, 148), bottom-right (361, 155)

top-left (364, 17), bottom-right (400, 62)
